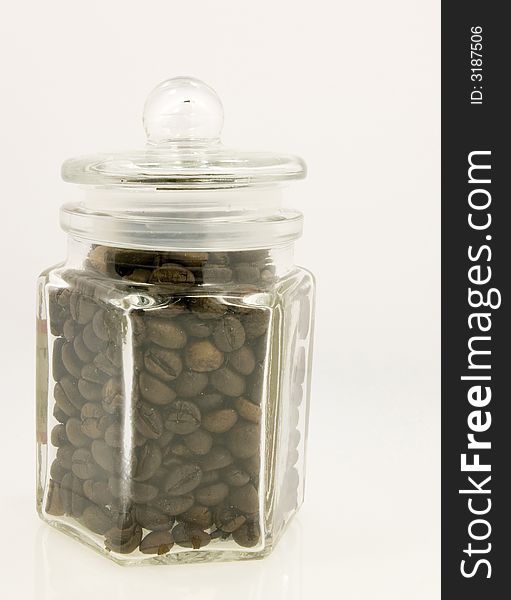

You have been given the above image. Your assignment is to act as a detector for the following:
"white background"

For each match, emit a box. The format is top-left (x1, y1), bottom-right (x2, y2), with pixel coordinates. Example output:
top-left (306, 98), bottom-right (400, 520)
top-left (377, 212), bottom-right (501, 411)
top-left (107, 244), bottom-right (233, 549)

top-left (0, 1), bottom-right (440, 598)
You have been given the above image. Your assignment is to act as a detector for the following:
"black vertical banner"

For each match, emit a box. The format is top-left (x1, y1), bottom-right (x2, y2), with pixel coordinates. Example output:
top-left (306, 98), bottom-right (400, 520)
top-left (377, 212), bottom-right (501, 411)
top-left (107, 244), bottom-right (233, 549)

top-left (442, 3), bottom-right (509, 598)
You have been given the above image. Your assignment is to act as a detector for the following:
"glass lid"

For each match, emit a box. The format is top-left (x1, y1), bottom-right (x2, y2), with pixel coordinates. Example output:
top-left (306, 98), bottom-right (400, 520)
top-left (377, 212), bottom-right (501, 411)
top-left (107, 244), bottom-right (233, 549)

top-left (62, 77), bottom-right (306, 189)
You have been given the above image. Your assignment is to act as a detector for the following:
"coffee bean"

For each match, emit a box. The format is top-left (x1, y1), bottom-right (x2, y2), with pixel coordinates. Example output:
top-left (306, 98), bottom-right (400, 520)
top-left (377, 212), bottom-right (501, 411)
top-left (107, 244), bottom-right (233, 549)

top-left (70, 293), bottom-right (96, 325)
top-left (60, 375), bottom-right (85, 410)
top-left (151, 494), bottom-right (194, 516)
top-left (82, 322), bottom-right (106, 354)
top-left (190, 297), bottom-right (228, 320)
top-left (232, 521), bottom-right (260, 547)
top-left (146, 319), bottom-right (187, 349)
top-left (246, 363), bottom-right (265, 405)
top-left (104, 422), bottom-right (125, 448)
top-left (61, 342), bottom-right (83, 379)
top-left (183, 429), bottom-right (213, 455)
top-left (179, 505), bottom-right (213, 530)
top-left (134, 402), bottom-right (163, 440)
top-left (91, 440), bottom-right (115, 472)
top-left (165, 463), bottom-right (203, 496)
top-left (166, 441), bottom-right (193, 459)
top-left (228, 346), bottom-right (256, 376)
top-left (80, 402), bottom-right (107, 439)
top-left (72, 448), bottom-right (97, 479)
top-left (78, 378), bottom-right (102, 402)
top-left (82, 505), bottom-right (113, 535)
top-left (135, 505), bottom-right (174, 531)
top-left (81, 363), bottom-right (110, 384)
top-left (202, 408), bottom-right (238, 433)
top-left (53, 381), bottom-right (79, 417)
top-left (139, 371), bottom-right (176, 405)
top-left (140, 530), bottom-right (174, 555)
top-left (134, 443), bottom-right (162, 482)
top-left (91, 309), bottom-right (110, 341)
top-left (45, 480), bottom-right (65, 516)
top-left (56, 445), bottom-right (74, 470)
top-left (180, 314), bottom-right (212, 338)
top-left (144, 346), bottom-right (182, 382)
top-left (88, 245), bottom-right (113, 274)
top-left (202, 265), bottom-right (233, 284)
top-left (165, 400), bottom-right (201, 435)
top-left (230, 483), bottom-right (259, 513)
top-left (233, 264), bottom-right (260, 284)
top-left (184, 340), bottom-right (224, 372)
top-left (83, 479), bottom-right (113, 506)
top-left (213, 316), bottom-right (245, 352)
top-left (221, 464), bottom-right (250, 487)
top-left (53, 404), bottom-right (69, 426)
top-left (210, 367), bottom-right (245, 397)
top-left (52, 338), bottom-right (67, 381)
top-left (60, 472), bottom-right (88, 518)
top-left (195, 483), bottom-right (229, 506)
top-left (172, 522), bottom-right (210, 549)
top-left (242, 311), bottom-right (269, 339)
top-left (149, 264), bottom-right (195, 286)
top-left (200, 446), bottom-right (233, 472)
top-left (108, 477), bottom-right (158, 503)
top-left (106, 524), bottom-right (142, 554)
top-left (254, 335), bottom-right (267, 361)
top-left (66, 418), bottom-right (89, 447)
top-left (242, 455), bottom-right (260, 483)
top-left (194, 393), bottom-right (223, 412)
top-left (51, 424), bottom-right (68, 447)
top-left (73, 333), bottom-right (94, 363)
top-left (102, 378), bottom-right (124, 414)
top-left (48, 289), bottom-right (69, 336)
top-left (93, 352), bottom-right (119, 377)
top-left (197, 470), bottom-right (220, 486)
top-left (215, 506), bottom-right (246, 533)
top-left (234, 397), bottom-right (261, 424)
top-left (173, 370), bottom-right (208, 397)
top-left (227, 422), bottom-right (260, 458)
top-left (50, 460), bottom-right (68, 483)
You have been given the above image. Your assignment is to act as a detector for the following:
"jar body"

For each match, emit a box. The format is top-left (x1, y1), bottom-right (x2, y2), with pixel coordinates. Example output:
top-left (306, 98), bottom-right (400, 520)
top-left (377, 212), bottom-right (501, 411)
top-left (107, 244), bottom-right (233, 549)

top-left (36, 239), bottom-right (314, 564)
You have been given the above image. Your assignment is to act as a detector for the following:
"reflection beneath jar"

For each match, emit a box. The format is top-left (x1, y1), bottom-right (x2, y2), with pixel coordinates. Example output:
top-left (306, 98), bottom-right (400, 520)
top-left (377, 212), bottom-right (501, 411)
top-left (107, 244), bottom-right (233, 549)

top-left (35, 519), bottom-right (303, 600)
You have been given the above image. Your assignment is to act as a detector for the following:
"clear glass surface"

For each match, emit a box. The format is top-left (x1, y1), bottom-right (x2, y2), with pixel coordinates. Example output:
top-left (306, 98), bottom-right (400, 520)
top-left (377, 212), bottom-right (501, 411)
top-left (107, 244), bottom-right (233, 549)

top-left (36, 239), bottom-right (314, 565)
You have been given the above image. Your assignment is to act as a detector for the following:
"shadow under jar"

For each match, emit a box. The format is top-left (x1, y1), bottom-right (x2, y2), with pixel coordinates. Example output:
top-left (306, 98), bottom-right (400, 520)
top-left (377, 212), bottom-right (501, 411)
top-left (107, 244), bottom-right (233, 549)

top-left (36, 77), bottom-right (315, 565)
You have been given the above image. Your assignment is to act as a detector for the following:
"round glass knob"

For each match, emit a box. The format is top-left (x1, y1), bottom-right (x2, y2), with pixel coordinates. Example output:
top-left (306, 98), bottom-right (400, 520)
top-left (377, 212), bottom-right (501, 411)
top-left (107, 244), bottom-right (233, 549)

top-left (143, 76), bottom-right (224, 145)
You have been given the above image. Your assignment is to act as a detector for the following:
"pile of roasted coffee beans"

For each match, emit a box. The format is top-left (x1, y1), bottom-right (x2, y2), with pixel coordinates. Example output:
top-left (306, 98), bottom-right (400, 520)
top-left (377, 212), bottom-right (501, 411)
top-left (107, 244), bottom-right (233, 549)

top-left (45, 247), bottom-right (273, 555)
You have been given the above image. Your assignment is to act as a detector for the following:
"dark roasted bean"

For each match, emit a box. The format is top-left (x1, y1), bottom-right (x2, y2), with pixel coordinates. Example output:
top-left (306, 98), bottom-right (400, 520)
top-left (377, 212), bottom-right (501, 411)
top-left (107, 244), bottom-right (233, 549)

top-left (210, 367), bottom-right (245, 397)
top-left (165, 463), bottom-right (203, 496)
top-left (202, 408), bottom-right (238, 433)
top-left (135, 505), bottom-right (174, 531)
top-left (232, 521), bottom-right (260, 547)
top-left (227, 422), bottom-right (260, 459)
top-left (146, 319), bottom-right (187, 349)
top-left (134, 402), bottom-right (163, 440)
top-left (173, 370), bottom-right (208, 397)
top-left (200, 446), bottom-right (233, 472)
top-left (184, 340), bottom-right (224, 372)
top-left (139, 371), bottom-right (176, 405)
top-left (139, 530), bottom-right (174, 555)
top-left (164, 400), bottom-right (201, 435)
top-left (195, 482), bottom-right (229, 506)
top-left (213, 316), bottom-right (245, 352)
top-left (144, 347), bottom-right (182, 382)
top-left (172, 522), bottom-right (210, 549)
top-left (229, 483), bottom-right (259, 513)
top-left (151, 494), bottom-right (194, 516)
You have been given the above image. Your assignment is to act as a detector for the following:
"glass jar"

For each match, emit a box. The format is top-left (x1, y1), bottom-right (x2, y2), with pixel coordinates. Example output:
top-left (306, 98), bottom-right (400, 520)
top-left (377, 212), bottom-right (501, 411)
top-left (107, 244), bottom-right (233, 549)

top-left (36, 77), bottom-right (315, 565)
